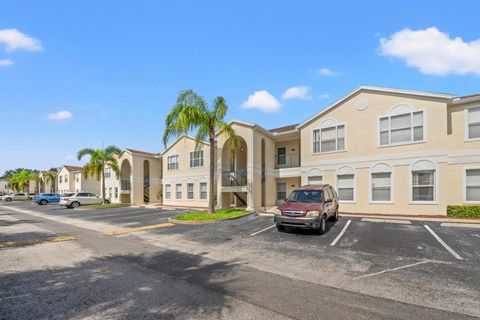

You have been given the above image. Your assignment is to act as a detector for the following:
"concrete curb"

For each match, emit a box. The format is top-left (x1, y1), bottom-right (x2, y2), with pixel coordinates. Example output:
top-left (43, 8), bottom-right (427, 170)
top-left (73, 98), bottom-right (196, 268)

top-left (168, 211), bottom-right (255, 225)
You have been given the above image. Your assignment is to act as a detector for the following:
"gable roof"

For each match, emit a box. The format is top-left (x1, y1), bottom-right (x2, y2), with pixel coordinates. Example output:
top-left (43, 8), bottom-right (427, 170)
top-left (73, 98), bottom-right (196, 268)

top-left (124, 148), bottom-right (160, 157)
top-left (62, 165), bottom-right (82, 172)
top-left (297, 86), bottom-right (454, 129)
top-left (161, 134), bottom-right (210, 155)
top-left (269, 123), bottom-right (299, 134)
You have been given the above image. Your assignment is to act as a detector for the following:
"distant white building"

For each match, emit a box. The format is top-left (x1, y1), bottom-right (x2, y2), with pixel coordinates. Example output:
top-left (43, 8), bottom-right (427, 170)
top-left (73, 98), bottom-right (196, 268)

top-left (0, 178), bottom-right (11, 195)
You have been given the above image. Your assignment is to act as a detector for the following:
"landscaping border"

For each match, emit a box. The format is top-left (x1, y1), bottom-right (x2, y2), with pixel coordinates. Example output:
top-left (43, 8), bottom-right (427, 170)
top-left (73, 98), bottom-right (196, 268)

top-left (168, 211), bottom-right (254, 225)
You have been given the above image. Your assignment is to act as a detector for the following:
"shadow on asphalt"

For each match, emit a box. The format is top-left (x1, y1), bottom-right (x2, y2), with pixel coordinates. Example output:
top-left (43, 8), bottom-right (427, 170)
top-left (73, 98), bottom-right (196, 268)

top-left (0, 219), bottom-right (39, 227)
top-left (0, 249), bottom-right (239, 319)
top-left (279, 219), bottom-right (339, 236)
top-left (0, 231), bottom-right (59, 244)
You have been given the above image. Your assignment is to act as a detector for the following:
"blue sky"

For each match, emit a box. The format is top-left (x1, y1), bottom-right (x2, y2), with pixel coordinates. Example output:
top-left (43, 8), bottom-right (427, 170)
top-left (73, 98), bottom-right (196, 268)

top-left (1, 0), bottom-right (479, 173)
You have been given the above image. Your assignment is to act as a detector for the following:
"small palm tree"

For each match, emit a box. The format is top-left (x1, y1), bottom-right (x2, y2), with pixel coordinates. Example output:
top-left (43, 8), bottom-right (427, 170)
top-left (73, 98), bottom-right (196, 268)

top-left (163, 89), bottom-right (239, 214)
top-left (8, 170), bottom-right (30, 192)
top-left (77, 145), bottom-right (121, 204)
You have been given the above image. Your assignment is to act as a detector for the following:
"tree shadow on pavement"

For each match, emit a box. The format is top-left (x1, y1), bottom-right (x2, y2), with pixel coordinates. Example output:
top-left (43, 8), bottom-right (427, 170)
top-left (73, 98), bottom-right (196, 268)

top-left (0, 249), bottom-right (240, 320)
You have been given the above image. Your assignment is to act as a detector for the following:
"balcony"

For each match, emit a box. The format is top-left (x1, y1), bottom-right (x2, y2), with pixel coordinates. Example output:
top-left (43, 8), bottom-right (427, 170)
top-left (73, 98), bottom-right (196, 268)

top-left (120, 179), bottom-right (131, 192)
top-left (222, 170), bottom-right (247, 187)
top-left (275, 153), bottom-right (300, 169)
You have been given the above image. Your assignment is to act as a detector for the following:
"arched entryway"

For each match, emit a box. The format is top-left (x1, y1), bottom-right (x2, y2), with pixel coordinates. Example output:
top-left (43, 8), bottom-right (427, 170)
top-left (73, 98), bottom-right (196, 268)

top-left (120, 159), bottom-right (132, 204)
top-left (143, 160), bottom-right (150, 204)
top-left (221, 136), bottom-right (248, 208)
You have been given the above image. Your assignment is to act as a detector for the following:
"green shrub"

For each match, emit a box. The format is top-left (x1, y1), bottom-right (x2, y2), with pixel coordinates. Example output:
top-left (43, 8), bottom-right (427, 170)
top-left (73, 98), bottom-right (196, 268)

top-left (447, 205), bottom-right (480, 218)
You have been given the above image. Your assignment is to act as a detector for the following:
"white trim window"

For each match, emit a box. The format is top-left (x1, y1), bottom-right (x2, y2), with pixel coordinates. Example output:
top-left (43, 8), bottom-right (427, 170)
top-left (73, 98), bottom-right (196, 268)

top-left (175, 184), bottom-right (182, 199)
top-left (411, 160), bottom-right (436, 202)
top-left (114, 187), bottom-right (118, 198)
top-left (65, 174), bottom-right (69, 183)
top-left (59, 176), bottom-right (62, 183)
top-left (200, 182), bottom-right (207, 200)
top-left (313, 121), bottom-right (345, 153)
top-left (337, 166), bottom-right (355, 202)
top-left (187, 183), bottom-right (194, 199)
top-left (167, 155), bottom-right (179, 170)
top-left (277, 182), bottom-right (287, 201)
top-left (165, 184), bottom-right (171, 199)
top-left (190, 150), bottom-right (204, 168)
top-left (307, 176), bottom-right (323, 185)
top-left (467, 107), bottom-right (480, 140)
top-left (380, 105), bottom-right (424, 146)
top-left (466, 169), bottom-right (480, 202)
top-left (371, 163), bottom-right (392, 202)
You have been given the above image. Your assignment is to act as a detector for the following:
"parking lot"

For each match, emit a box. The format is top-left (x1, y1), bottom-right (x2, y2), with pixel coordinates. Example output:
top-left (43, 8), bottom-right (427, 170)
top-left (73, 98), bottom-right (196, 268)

top-left (1, 201), bottom-right (480, 319)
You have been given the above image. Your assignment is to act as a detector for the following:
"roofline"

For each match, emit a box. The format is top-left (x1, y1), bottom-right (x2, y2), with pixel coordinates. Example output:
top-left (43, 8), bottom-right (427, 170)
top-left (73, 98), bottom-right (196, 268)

top-left (296, 86), bottom-right (454, 129)
top-left (161, 134), bottom-right (210, 156)
top-left (451, 94), bottom-right (480, 105)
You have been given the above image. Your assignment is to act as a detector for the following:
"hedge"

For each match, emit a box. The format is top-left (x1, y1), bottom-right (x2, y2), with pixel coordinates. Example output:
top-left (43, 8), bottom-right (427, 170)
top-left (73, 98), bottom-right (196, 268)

top-left (447, 205), bottom-right (480, 218)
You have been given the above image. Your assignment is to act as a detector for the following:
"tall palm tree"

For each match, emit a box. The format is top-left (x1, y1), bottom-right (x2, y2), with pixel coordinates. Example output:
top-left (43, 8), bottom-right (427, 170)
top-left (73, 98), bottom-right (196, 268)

top-left (8, 170), bottom-right (30, 192)
top-left (163, 89), bottom-right (239, 214)
top-left (77, 145), bottom-right (121, 204)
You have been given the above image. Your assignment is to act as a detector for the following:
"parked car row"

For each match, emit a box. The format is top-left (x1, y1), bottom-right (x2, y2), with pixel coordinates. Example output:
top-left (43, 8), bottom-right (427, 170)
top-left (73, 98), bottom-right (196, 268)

top-left (0, 191), bottom-right (109, 208)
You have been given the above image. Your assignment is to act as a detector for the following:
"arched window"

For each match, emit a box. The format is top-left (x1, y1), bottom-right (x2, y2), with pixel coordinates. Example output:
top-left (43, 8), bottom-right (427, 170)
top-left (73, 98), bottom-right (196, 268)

top-left (307, 168), bottom-right (324, 185)
top-left (336, 166), bottom-right (355, 202)
top-left (379, 104), bottom-right (424, 146)
top-left (411, 160), bottom-right (436, 202)
top-left (370, 163), bottom-right (392, 202)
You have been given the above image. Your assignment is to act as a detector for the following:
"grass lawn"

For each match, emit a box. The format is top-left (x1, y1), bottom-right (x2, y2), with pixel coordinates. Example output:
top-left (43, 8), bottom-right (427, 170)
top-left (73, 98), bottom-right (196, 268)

top-left (172, 209), bottom-right (249, 221)
top-left (79, 203), bottom-right (130, 209)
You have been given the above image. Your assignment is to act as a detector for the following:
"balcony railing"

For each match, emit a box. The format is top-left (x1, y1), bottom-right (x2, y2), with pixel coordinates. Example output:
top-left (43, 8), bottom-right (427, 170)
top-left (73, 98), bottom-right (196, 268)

top-left (120, 179), bottom-right (131, 191)
top-left (275, 153), bottom-right (300, 169)
top-left (222, 170), bottom-right (247, 187)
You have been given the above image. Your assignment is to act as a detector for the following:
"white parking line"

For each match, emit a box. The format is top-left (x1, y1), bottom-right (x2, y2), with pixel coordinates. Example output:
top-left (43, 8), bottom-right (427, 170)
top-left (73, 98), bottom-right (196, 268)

top-left (330, 219), bottom-right (352, 246)
top-left (361, 218), bottom-right (411, 224)
top-left (354, 260), bottom-right (434, 280)
top-left (440, 222), bottom-right (480, 229)
top-left (424, 225), bottom-right (463, 260)
top-left (250, 224), bottom-right (276, 236)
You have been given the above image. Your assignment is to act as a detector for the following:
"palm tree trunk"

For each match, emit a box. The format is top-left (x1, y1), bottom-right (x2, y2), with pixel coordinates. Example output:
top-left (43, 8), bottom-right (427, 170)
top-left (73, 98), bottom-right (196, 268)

top-left (208, 135), bottom-right (215, 214)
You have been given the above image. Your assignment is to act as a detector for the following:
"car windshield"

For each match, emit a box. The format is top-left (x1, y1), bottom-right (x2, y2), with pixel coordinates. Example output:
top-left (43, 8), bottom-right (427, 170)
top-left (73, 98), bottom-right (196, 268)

top-left (61, 193), bottom-right (75, 197)
top-left (286, 190), bottom-right (323, 203)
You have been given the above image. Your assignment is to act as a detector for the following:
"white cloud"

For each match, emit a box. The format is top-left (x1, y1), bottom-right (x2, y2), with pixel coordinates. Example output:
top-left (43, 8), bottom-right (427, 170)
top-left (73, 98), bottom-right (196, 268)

top-left (0, 28), bottom-right (43, 52)
top-left (0, 59), bottom-right (13, 67)
top-left (318, 67), bottom-right (340, 76)
top-left (380, 27), bottom-right (480, 76)
top-left (242, 90), bottom-right (281, 112)
top-left (281, 86), bottom-right (311, 100)
top-left (47, 110), bottom-right (73, 121)
top-left (318, 93), bottom-right (330, 100)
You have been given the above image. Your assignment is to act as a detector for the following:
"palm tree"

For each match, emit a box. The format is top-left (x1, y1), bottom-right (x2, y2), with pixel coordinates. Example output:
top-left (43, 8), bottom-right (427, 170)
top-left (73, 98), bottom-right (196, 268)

top-left (77, 145), bottom-right (121, 204)
top-left (163, 89), bottom-right (239, 214)
top-left (28, 172), bottom-right (41, 193)
top-left (43, 171), bottom-right (57, 193)
top-left (8, 170), bottom-right (30, 192)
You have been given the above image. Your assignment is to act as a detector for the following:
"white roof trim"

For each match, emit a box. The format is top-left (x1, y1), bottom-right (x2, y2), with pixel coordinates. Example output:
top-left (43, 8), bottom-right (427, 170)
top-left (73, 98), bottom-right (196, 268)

top-left (161, 134), bottom-right (210, 156)
top-left (297, 86), bottom-right (453, 129)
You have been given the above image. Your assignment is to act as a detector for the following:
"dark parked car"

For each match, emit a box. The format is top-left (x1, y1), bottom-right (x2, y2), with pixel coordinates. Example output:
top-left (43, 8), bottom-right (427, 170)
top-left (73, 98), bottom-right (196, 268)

top-left (34, 193), bottom-right (61, 205)
top-left (274, 184), bottom-right (339, 234)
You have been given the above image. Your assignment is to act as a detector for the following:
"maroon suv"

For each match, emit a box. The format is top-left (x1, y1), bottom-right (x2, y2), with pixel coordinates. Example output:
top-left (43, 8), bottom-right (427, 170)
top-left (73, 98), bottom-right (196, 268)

top-left (274, 184), bottom-right (339, 234)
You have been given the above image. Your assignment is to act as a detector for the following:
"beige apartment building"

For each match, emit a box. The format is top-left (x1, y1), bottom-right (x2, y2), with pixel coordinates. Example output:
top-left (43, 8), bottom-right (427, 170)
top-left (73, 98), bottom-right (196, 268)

top-left (57, 165), bottom-right (82, 194)
top-left (83, 86), bottom-right (480, 216)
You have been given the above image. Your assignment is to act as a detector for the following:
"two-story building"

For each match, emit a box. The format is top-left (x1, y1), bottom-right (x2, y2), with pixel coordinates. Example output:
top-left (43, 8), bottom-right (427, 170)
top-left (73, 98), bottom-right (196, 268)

top-left (159, 86), bottom-right (480, 216)
top-left (57, 165), bottom-right (82, 194)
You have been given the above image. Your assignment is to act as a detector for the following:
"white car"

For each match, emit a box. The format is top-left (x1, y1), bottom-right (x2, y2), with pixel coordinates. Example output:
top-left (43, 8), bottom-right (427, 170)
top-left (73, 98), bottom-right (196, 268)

top-left (59, 192), bottom-right (110, 208)
top-left (0, 193), bottom-right (30, 202)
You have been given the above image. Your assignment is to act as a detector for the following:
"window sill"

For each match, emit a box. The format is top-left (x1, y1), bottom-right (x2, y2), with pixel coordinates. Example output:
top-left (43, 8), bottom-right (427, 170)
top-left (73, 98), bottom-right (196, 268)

top-left (339, 200), bottom-right (356, 204)
top-left (189, 166), bottom-right (205, 170)
top-left (464, 137), bottom-right (480, 143)
top-left (464, 201), bottom-right (480, 204)
top-left (312, 149), bottom-right (347, 156)
top-left (377, 140), bottom-right (426, 149)
top-left (369, 201), bottom-right (394, 204)
top-left (409, 201), bottom-right (438, 205)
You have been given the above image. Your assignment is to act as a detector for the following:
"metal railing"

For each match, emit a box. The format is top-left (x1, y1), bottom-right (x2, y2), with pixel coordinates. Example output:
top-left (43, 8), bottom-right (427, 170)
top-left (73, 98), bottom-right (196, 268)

top-left (222, 170), bottom-right (247, 186)
top-left (120, 179), bottom-right (131, 191)
top-left (275, 153), bottom-right (300, 169)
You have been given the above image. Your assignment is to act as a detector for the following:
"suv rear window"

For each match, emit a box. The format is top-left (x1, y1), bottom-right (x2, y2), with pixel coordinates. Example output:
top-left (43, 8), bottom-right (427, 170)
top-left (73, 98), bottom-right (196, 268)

top-left (286, 190), bottom-right (323, 203)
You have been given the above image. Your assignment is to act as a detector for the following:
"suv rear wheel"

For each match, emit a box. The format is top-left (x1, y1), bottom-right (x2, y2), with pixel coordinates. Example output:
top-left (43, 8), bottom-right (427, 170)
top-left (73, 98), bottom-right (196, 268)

top-left (5, 198), bottom-right (12, 202)
top-left (40, 199), bottom-right (48, 205)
